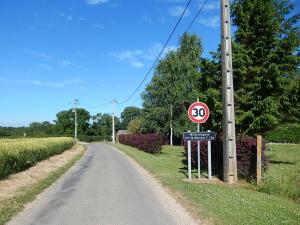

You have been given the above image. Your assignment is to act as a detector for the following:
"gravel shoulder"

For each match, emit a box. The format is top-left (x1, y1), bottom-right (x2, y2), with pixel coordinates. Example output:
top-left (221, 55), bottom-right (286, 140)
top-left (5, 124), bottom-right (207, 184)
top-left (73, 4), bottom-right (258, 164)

top-left (0, 144), bottom-right (84, 201)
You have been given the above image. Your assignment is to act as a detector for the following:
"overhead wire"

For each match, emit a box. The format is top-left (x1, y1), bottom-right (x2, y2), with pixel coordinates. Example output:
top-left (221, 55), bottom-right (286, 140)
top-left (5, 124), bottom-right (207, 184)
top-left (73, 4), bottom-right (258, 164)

top-left (185, 0), bottom-right (208, 33)
top-left (82, 0), bottom-right (209, 110)
top-left (118, 0), bottom-right (193, 105)
top-left (85, 101), bottom-right (112, 110)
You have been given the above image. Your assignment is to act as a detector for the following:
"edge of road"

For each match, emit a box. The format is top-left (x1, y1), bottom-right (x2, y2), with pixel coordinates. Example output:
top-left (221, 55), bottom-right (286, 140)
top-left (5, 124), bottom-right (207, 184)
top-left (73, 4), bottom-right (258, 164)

top-left (107, 143), bottom-right (202, 225)
top-left (1, 144), bottom-right (86, 225)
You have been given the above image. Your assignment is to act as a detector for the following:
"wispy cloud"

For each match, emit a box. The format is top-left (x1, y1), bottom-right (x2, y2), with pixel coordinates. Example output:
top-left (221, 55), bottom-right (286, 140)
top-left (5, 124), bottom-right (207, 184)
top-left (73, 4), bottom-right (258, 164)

top-left (168, 6), bottom-right (190, 17)
top-left (37, 63), bottom-right (53, 71)
top-left (199, 0), bottom-right (220, 11)
top-left (111, 43), bottom-right (177, 68)
top-left (141, 15), bottom-right (153, 25)
top-left (0, 78), bottom-right (83, 88)
top-left (111, 50), bottom-right (145, 68)
top-left (140, 16), bottom-right (166, 25)
top-left (57, 11), bottom-right (73, 21)
top-left (93, 24), bottom-right (104, 29)
top-left (25, 49), bottom-right (85, 70)
top-left (86, 0), bottom-right (110, 5)
top-left (198, 16), bottom-right (219, 28)
top-left (78, 17), bottom-right (88, 21)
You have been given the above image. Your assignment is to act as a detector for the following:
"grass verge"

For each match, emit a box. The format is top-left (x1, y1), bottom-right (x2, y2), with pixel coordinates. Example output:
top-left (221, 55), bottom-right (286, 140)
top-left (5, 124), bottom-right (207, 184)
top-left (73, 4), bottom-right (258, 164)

top-left (258, 143), bottom-right (300, 202)
top-left (111, 143), bottom-right (300, 225)
top-left (0, 145), bottom-right (86, 225)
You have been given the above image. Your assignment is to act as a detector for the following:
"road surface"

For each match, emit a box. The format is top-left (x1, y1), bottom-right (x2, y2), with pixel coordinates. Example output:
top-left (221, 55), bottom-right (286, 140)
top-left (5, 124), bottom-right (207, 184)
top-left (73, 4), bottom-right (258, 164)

top-left (8, 143), bottom-right (197, 225)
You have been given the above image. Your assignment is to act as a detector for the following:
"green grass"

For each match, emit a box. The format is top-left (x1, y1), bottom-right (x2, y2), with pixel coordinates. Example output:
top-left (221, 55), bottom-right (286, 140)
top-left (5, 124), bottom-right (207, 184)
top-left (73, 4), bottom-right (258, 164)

top-left (0, 145), bottom-right (85, 225)
top-left (258, 143), bottom-right (300, 202)
top-left (111, 143), bottom-right (300, 225)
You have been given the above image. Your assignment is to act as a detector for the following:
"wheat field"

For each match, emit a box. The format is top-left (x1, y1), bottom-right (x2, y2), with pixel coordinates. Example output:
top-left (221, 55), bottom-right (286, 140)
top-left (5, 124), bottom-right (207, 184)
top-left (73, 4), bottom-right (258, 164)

top-left (0, 137), bottom-right (74, 179)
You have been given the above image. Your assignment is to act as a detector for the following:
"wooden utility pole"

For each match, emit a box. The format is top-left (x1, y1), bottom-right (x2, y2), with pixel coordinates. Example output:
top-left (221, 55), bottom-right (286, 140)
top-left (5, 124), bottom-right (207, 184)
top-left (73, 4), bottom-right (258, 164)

top-left (170, 105), bottom-right (173, 146)
top-left (256, 135), bottom-right (262, 184)
top-left (73, 99), bottom-right (79, 142)
top-left (221, 0), bottom-right (237, 183)
top-left (112, 99), bottom-right (117, 143)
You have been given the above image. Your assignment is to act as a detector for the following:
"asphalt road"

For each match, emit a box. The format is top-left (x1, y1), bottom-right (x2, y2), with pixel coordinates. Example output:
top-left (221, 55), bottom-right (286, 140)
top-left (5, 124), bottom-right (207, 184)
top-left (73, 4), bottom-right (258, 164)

top-left (8, 143), bottom-right (196, 225)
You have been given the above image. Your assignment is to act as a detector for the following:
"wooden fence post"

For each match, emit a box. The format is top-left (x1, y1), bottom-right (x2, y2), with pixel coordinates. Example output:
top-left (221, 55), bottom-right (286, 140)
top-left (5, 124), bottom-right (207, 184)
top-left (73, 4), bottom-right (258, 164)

top-left (256, 135), bottom-right (262, 185)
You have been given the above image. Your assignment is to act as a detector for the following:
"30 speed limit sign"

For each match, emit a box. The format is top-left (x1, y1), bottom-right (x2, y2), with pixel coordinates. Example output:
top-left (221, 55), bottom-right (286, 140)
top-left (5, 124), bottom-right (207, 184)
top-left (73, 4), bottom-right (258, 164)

top-left (188, 102), bottom-right (209, 123)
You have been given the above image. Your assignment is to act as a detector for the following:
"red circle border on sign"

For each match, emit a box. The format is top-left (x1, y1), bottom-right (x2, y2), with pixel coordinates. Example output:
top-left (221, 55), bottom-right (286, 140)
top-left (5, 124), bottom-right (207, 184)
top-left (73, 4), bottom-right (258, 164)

top-left (188, 102), bottom-right (210, 123)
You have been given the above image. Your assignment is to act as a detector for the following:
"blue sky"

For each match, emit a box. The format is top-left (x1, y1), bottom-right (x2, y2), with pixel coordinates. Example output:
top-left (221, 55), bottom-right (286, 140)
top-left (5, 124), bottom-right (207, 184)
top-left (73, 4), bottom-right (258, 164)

top-left (0, 0), bottom-right (298, 127)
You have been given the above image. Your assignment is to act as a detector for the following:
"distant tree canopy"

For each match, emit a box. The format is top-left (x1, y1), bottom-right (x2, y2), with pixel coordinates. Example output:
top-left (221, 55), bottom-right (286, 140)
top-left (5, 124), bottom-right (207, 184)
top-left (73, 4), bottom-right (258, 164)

top-left (1, 0), bottom-right (298, 140)
top-left (55, 108), bottom-right (91, 136)
top-left (120, 106), bottom-right (142, 130)
top-left (90, 113), bottom-right (121, 138)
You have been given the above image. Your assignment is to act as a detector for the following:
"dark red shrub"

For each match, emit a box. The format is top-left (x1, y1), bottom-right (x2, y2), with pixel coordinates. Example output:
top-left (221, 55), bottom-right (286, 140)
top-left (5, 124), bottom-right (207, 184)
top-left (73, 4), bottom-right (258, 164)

top-left (119, 133), bottom-right (164, 153)
top-left (184, 134), bottom-right (267, 179)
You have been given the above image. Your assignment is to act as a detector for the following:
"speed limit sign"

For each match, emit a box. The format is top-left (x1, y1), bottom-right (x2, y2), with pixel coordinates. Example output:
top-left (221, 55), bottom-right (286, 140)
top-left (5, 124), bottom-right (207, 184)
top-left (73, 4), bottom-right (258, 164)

top-left (188, 102), bottom-right (209, 123)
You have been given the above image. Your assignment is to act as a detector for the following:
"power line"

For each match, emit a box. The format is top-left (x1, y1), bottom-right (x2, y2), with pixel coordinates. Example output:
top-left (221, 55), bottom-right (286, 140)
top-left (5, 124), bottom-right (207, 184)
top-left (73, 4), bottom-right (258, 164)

top-left (118, 0), bottom-right (193, 105)
top-left (86, 101), bottom-right (112, 110)
top-left (185, 0), bottom-right (208, 33)
top-left (84, 0), bottom-right (208, 109)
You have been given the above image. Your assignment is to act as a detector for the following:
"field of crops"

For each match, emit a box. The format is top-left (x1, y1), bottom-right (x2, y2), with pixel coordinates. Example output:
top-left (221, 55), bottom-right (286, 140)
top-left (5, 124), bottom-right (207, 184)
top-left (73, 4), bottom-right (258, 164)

top-left (0, 137), bottom-right (74, 179)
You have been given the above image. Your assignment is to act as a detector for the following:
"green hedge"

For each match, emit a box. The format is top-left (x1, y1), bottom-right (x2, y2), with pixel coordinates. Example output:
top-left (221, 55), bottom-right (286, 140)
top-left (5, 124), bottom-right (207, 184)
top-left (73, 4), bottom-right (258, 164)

top-left (264, 124), bottom-right (300, 143)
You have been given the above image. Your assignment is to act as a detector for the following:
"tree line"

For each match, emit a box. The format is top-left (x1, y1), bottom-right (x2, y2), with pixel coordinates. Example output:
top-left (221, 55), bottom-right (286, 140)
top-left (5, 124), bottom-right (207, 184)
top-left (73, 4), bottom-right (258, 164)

top-left (1, 0), bottom-right (299, 142)
top-left (0, 106), bottom-right (142, 139)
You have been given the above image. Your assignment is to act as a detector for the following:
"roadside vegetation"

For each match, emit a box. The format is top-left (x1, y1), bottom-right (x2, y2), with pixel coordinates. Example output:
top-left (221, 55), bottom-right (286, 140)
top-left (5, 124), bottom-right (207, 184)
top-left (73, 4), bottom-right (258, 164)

top-left (0, 137), bottom-right (74, 179)
top-left (265, 124), bottom-right (300, 143)
top-left (0, 144), bottom-right (85, 225)
top-left (258, 143), bottom-right (300, 202)
top-left (112, 143), bottom-right (300, 225)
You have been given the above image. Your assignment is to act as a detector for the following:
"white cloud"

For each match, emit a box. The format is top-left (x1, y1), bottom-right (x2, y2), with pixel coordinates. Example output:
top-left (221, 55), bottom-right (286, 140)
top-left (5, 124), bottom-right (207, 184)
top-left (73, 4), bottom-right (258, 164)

top-left (131, 61), bottom-right (144, 68)
top-left (0, 78), bottom-right (83, 88)
top-left (111, 43), bottom-right (177, 68)
top-left (86, 0), bottom-right (110, 5)
top-left (198, 16), bottom-right (219, 28)
top-left (168, 6), bottom-right (190, 17)
top-left (25, 49), bottom-right (84, 69)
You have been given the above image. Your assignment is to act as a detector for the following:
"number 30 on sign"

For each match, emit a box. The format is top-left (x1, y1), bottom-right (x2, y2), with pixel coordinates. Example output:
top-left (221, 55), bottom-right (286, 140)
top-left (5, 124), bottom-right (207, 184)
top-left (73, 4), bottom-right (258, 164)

top-left (188, 102), bottom-right (209, 124)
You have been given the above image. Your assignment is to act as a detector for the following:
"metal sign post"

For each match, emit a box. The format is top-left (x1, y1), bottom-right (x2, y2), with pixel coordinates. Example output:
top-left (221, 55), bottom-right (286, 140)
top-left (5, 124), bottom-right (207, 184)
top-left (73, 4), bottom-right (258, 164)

top-left (196, 98), bottom-right (200, 179)
top-left (187, 130), bottom-right (192, 180)
top-left (197, 123), bottom-right (200, 179)
top-left (208, 130), bottom-right (212, 179)
top-left (187, 101), bottom-right (214, 181)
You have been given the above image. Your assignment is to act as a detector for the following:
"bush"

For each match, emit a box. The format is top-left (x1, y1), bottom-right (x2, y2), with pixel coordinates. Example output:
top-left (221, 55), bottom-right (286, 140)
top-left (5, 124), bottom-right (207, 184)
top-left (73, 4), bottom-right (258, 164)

top-left (264, 124), bottom-right (300, 143)
top-left (184, 135), bottom-right (268, 179)
top-left (119, 133), bottom-right (164, 153)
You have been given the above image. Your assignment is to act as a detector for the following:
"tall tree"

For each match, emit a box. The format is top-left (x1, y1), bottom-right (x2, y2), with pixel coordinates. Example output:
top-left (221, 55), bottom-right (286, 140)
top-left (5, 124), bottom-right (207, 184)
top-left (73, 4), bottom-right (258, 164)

top-left (91, 113), bottom-right (121, 139)
top-left (28, 121), bottom-right (57, 137)
top-left (120, 106), bottom-right (142, 129)
top-left (55, 108), bottom-right (91, 136)
top-left (231, 0), bottom-right (300, 134)
top-left (142, 33), bottom-right (204, 138)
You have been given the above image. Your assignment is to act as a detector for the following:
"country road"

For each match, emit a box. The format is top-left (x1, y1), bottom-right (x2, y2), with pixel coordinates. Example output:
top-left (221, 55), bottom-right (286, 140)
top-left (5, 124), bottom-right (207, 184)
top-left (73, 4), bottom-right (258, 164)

top-left (8, 143), bottom-right (197, 225)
